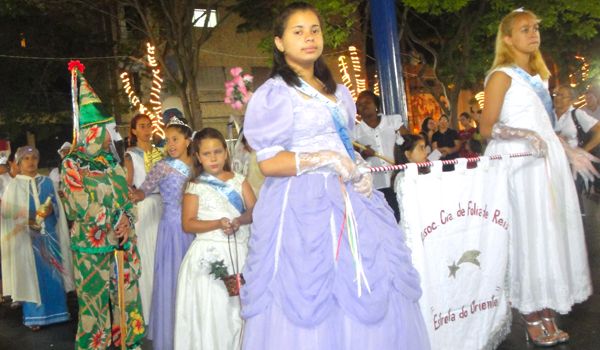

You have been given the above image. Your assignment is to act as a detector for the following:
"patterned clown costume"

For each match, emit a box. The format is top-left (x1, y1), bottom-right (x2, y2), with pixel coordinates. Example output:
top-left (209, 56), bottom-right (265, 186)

top-left (61, 61), bottom-right (145, 350)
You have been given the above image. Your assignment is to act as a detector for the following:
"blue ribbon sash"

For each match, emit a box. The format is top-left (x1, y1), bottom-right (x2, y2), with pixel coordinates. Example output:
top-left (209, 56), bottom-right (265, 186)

top-left (165, 157), bottom-right (192, 178)
top-left (511, 66), bottom-right (557, 127)
top-left (295, 79), bottom-right (356, 161)
top-left (197, 173), bottom-right (245, 214)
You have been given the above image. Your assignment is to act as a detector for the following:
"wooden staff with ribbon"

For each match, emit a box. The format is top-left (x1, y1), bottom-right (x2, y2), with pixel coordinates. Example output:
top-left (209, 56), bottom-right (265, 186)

top-left (352, 141), bottom-right (396, 165)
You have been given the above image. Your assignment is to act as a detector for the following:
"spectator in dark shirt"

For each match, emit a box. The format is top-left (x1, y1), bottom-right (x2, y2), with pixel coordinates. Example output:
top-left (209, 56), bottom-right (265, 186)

top-left (432, 115), bottom-right (460, 170)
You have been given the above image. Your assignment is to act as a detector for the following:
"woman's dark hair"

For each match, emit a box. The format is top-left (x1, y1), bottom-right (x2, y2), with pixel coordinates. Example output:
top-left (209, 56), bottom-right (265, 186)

top-left (128, 113), bottom-right (152, 147)
top-left (391, 134), bottom-right (428, 182)
top-left (356, 90), bottom-right (381, 110)
top-left (420, 117), bottom-right (434, 146)
top-left (421, 117), bottom-right (433, 133)
top-left (459, 112), bottom-right (471, 120)
top-left (394, 134), bottom-right (425, 165)
top-left (190, 127), bottom-right (232, 178)
top-left (271, 2), bottom-right (337, 94)
top-left (166, 117), bottom-right (193, 156)
top-left (468, 139), bottom-right (483, 155)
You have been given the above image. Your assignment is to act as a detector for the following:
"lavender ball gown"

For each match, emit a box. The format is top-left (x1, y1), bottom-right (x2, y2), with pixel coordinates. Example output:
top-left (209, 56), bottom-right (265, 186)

top-left (241, 77), bottom-right (430, 350)
top-left (141, 158), bottom-right (194, 350)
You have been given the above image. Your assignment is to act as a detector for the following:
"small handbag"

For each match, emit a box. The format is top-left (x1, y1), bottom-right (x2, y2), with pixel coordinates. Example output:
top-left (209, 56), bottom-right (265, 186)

top-left (571, 109), bottom-right (591, 148)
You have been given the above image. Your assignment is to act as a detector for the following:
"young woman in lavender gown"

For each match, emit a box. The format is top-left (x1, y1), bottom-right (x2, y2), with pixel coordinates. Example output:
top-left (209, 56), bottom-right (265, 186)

top-left (240, 2), bottom-right (430, 349)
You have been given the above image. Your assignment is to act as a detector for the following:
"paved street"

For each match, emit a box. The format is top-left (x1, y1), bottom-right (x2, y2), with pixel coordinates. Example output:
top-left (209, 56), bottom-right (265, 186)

top-left (1, 197), bottom-right (599, 350)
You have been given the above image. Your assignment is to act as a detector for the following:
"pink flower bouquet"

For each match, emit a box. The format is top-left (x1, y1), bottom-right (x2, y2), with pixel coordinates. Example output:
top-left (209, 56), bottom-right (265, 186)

top-left (224, 67), bottom-right (253, 110)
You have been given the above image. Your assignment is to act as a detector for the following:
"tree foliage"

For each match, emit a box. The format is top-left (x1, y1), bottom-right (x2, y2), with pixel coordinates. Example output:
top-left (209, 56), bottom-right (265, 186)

top-left (233, 0), bottom-right (359, 53)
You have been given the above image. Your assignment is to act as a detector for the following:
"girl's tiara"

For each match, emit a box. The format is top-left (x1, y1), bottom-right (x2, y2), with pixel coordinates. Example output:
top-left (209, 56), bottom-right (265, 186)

top-left (166, 116), bottom-right (192, 130)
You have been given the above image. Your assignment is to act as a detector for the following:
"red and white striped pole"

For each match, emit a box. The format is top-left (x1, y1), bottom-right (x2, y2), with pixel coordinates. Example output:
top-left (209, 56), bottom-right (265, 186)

top-left (366, 152), bottom-right (533, 173)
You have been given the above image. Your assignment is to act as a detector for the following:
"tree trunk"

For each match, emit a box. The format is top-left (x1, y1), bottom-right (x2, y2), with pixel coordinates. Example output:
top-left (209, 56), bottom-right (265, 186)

top-left (185, 78), bottom-right (203, 130)
top-left (177, 86), bottom-right (194, 128)
top-left (448, 87), bottom-right (461, 127)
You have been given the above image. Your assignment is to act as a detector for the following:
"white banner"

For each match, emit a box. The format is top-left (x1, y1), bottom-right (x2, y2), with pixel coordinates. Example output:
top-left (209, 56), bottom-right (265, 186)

top-left (396, 157), bottom-right (512, 350)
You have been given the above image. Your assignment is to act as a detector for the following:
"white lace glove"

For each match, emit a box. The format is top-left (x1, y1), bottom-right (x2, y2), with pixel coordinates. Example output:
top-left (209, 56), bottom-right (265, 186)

top-left (295, 151), bottom-right (358, 182)
top-left (491, 123), bottom-right (547, 157)
top-left (559, 138), bottom-right (600, 189)
top-left (351, 152), bottom-right (373, 197)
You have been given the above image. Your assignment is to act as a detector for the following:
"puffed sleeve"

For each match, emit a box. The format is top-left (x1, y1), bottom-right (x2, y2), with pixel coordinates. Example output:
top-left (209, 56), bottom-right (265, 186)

top-left (244, 79), bottom-right (295, 162)
top-left (336, 84), bottom-right (357, 132)
top-left (185, 181), bottom-right (201, 196)
top-left (386, 114), bottom-right (405, 130)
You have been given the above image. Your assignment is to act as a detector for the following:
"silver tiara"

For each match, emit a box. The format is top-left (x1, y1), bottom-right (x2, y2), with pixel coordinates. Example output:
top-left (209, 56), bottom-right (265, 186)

top-left (513, 7), bottom-right (525, 12)
top-left (166, 117), bottom-right (191, 130)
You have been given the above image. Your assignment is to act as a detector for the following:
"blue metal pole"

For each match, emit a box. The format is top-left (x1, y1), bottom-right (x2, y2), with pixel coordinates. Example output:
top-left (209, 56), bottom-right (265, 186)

top-left (369, 0), bottom-right (407, 121)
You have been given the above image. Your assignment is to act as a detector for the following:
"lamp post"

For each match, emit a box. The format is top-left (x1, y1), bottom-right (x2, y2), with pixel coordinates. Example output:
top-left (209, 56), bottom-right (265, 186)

top-left (369, 0), bottom-right (407, 125)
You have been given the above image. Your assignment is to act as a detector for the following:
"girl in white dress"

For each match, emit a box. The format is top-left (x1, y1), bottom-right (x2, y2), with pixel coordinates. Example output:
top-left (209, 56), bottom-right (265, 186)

top-left (123, 113), bottom-right (164, 323)
top-left (174, 127), bottom-right (256, 350)
top-left (480, 9), bottom-right (592, 347)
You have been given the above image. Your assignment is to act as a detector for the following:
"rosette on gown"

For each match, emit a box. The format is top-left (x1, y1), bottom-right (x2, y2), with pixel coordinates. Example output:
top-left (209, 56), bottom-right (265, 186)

top-left (484, 67), bottom-right (592, 314)
top-left (241, 77), bottom-right (430, 350)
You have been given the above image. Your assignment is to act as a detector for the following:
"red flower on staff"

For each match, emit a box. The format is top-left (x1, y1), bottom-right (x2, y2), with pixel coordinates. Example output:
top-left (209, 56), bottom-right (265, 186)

top-left (90, 329), bottom-right (105, 349)
top-left (68, 60), bottom-right (85, 74)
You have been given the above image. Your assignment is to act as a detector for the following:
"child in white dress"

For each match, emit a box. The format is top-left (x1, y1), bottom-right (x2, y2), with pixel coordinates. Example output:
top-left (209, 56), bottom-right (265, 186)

top-left (174, 127), bottom-right (256, 350)
top-left (123, 113), bottom-right (164, 324)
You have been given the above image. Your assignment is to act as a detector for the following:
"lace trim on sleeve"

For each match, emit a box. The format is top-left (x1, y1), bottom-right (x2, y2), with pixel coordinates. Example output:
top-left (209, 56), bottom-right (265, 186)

top-left (139, 160), bottom-right (167, 195)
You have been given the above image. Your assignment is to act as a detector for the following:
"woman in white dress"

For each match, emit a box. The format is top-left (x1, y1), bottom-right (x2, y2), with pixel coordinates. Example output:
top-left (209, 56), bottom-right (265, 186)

top-left (123, 113), bottom-right (164, 323)
top-left (175, 128), bottom-right (256, 350)
top-left (480, 9), bottom-right (592, 347)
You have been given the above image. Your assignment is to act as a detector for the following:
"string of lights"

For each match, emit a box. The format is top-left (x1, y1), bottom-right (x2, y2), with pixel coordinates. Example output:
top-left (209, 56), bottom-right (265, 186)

top-left (120, 42), bottom-right (165, 138)
top-left (0, 47), bottom-right (353, 62)
top-left (338, 46), bottom-right (367, 101)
